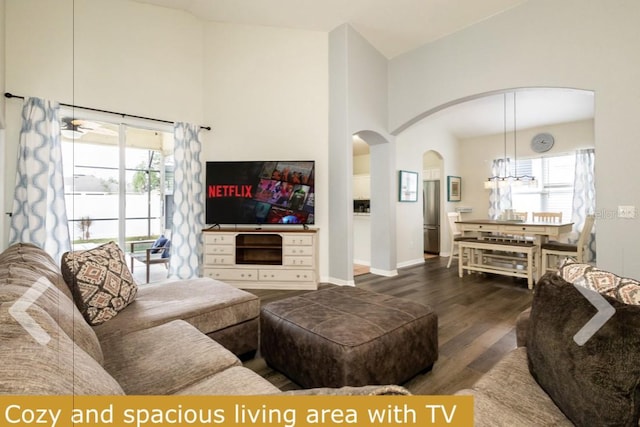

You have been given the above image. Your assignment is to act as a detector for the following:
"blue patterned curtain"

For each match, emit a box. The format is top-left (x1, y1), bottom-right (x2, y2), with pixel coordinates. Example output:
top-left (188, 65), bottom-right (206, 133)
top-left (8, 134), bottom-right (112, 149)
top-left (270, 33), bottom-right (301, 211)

top-left (9, 97), bottom-right (71, 262)
top-left (169, 123), bottom-right (204, 279)
top-left (571, 148), bottom-right (596, 261)
top-left (487, 158), bottom-right (512, 219)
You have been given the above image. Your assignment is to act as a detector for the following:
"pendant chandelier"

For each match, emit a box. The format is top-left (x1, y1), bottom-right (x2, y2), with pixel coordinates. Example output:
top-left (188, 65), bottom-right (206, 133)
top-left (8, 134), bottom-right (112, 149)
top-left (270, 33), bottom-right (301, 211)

top-left (484, 92), bottom-right (536, 189)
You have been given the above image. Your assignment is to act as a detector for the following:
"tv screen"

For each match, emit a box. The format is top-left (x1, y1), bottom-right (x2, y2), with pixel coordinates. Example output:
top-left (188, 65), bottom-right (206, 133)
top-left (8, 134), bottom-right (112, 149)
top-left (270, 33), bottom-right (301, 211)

top-left (206, 161), bottom-right (315, 226)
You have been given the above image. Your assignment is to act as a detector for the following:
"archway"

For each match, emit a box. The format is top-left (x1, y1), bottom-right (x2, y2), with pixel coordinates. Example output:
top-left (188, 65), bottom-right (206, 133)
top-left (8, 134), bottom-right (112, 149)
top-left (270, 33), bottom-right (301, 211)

top-left (394, 87), bottom-right (595, 269)
top-left (352, 130), bottom-right (397, 279)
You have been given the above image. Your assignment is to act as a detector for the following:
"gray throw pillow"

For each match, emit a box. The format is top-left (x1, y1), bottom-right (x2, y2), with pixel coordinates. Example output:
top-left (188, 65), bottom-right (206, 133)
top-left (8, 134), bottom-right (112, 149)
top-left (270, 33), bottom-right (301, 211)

top-left (527, 273), bottom-right (640, 427)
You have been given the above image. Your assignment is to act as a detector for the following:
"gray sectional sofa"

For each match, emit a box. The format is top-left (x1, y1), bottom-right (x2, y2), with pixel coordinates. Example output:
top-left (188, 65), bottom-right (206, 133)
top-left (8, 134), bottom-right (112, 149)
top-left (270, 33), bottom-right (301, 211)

top-left (0, 243), bottom-right (408, 396)
top-left (458, 268), bottom-right (640, 427)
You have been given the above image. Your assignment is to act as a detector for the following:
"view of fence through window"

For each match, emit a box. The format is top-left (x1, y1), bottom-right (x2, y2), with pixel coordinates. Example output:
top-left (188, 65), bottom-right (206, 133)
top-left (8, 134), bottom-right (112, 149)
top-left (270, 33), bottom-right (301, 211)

top-left (511, 153), bottom-right (576, 222)
top-left (61, 117), bottom-right (173, 246)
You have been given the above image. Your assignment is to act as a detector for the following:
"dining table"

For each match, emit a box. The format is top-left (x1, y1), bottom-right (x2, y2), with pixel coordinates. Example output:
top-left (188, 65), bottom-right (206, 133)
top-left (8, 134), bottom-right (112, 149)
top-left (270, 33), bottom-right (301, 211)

top-left (455, 218), bottom-right (574, 284)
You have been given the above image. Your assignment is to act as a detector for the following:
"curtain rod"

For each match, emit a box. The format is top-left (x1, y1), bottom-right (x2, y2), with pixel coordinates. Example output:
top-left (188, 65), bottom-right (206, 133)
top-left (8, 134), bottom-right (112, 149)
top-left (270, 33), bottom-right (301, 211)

top-left (4, 92), bottom-right (211, 131)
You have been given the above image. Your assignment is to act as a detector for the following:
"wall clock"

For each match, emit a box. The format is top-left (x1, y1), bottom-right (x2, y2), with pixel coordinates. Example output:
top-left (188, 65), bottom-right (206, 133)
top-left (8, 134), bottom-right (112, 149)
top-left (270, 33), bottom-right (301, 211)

top-left (531, 133), bottom-right (555, 153)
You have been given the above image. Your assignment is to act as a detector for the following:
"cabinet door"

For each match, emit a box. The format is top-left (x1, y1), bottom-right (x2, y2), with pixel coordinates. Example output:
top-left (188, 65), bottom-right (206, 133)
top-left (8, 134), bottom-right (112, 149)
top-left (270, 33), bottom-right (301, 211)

top-left (283, 235), bottom-right (313, 246)
top-left (259, 269), bottom-right (315, 282)
top-left (283, 256), bottom-right (313, 266)
top-left (203, 255), bottom-right (235, 265)
top-left (204, 233), bottom-right (234, 245)
top-left (353, 175), bottom-right (371, 200)
top-left (204, 268), bottom-right (258, 281)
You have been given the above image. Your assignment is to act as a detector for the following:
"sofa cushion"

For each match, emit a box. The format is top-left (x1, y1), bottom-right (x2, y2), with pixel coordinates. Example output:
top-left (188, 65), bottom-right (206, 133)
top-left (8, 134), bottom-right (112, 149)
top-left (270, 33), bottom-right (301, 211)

top-left (558, 260), bottom-right (640, 304)
top-left (456, 348), bottom-right (572, 427)
top-left (92, 277), bottom-right (260, 341)
top-left (0, 263), bottom-right (104, 364)
top-left (175, 366), bottom-right (280, 395)
top-left (100, 320), bottom-right (240, 395)
top-left (0, 302), bottom-right (123, 395)
top-left (0, 242), bottom-right (74, 300)
top-left (527, 274), bottom-right (640, 426)
top-left (61, 241), bottom-right (138, 325)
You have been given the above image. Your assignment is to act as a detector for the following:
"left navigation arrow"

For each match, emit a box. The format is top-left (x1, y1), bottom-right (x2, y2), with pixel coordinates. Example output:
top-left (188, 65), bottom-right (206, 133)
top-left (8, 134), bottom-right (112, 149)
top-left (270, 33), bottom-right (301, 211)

top-left (9, 277), bottom-right (52, 345)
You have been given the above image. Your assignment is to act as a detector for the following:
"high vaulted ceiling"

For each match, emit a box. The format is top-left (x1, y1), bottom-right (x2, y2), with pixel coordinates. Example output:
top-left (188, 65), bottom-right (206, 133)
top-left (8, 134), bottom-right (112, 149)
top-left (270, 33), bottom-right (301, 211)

top-left (132, 0), bottom-right (528, 58)
top-left (129, 0), bottom-right (594, 152)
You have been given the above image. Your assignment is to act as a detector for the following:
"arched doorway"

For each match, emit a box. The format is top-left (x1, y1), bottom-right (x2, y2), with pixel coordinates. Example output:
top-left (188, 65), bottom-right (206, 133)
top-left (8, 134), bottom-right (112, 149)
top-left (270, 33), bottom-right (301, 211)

top-left (394, 87), bottom-right (595, 268)
top-left (351, 130), bottom-right (397, 279)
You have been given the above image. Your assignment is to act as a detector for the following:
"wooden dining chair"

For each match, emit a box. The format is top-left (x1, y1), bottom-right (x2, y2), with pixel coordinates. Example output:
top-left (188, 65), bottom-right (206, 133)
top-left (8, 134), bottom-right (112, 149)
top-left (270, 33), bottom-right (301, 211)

top-left (532, 212), bottom-right (562, 223)
top-left (514, 212), bottom-right (528, 222)
top-left (446, 212), bottom-right (477, 268)
top-left (541, 214), bottom-right (595, 273)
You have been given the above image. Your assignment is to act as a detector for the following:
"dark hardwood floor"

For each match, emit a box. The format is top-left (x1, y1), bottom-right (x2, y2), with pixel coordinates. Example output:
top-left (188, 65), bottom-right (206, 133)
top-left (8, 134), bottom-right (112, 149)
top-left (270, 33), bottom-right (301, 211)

top-left (243, 256), bottom-right (533, 394)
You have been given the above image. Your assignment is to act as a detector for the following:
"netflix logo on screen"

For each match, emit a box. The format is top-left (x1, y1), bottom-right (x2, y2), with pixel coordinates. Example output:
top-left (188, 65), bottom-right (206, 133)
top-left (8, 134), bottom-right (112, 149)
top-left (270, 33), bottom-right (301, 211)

top-left (207, 185), bottom-right (253, 198)
top-left (206, 160), bottom-right (315, 226)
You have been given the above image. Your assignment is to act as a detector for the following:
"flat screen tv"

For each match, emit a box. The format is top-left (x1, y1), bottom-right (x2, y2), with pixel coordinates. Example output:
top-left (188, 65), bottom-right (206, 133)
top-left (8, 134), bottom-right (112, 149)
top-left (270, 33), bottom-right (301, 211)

top-left (206, 161), bottom-right (315, 226)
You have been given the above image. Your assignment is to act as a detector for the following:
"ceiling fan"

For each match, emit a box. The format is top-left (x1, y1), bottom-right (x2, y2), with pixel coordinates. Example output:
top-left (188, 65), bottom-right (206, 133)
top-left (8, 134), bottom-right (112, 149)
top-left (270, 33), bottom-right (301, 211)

top-left (60, 117), bottom-right (118, 139)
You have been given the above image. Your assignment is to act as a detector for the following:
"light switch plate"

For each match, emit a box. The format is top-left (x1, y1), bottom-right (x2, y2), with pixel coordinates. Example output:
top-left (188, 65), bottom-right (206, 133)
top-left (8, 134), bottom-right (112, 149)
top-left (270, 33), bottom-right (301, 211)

top-left (618, 205), bottom-right (636, 218)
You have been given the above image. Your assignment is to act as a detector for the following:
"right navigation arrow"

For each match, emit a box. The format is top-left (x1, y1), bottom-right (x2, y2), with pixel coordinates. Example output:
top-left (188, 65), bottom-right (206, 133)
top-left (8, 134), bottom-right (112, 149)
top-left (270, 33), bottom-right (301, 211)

top-left (573, 283), bottom-right (616, 346)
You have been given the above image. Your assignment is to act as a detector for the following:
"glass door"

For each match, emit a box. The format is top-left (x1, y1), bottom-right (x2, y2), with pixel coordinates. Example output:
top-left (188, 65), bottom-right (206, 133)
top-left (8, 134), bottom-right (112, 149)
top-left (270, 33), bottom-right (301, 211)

top-left (61, 115), bottom-right (172, 250)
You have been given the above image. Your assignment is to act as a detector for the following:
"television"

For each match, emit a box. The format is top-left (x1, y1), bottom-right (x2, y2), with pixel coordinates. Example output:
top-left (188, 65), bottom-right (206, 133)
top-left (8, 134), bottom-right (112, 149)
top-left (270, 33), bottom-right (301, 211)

top-left (206, 161), bottom-right (315, 226)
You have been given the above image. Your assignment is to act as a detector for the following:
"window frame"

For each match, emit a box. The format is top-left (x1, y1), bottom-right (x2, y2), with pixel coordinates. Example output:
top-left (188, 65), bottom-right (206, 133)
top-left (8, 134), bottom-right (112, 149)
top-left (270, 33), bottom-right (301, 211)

top-left (60, 108), bottom-right (173, 249)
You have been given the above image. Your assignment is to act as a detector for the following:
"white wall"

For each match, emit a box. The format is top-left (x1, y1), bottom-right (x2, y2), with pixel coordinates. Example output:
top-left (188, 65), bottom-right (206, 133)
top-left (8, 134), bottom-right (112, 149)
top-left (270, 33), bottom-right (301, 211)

top-left (396, 123), bottom-right (460, 265)
top-left (389, 0), bottom-right (640, 278)
top-left (3, 0), bottom-right (204, 247)
top-left (202, 22), bottom-right (330, 280)
top-left (329, 25), bottom-right (396, 284)
top-left (353, 153), bottom-right (370, 174)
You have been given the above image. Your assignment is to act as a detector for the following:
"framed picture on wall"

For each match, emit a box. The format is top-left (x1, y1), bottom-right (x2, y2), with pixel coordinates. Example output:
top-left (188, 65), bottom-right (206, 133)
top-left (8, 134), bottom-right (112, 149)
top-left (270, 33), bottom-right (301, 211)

top-left (447, 176), bottom-right (461, 202)
top-left (398, 170), bottom-right (418, 202)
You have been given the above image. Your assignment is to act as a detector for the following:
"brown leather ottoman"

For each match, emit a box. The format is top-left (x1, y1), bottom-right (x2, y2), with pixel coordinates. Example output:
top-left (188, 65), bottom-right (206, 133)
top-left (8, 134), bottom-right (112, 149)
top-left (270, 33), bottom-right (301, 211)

top-left (260, 286), bottom-right (438, 388)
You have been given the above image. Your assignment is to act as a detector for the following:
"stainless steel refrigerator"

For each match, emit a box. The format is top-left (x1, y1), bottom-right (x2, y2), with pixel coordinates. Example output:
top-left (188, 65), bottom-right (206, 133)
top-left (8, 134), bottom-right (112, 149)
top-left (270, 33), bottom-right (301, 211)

top-left (423, 180), bottom-right (440, 254)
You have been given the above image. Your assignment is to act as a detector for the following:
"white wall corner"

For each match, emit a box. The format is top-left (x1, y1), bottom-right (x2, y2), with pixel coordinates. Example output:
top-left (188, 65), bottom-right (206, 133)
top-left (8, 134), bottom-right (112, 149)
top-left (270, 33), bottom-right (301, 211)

top-left (325, 276), bottom-right (356, 286)
top-left (370, 267), bottom-right (399, 277)
top-left (396, 259), bottom-right (425, 269)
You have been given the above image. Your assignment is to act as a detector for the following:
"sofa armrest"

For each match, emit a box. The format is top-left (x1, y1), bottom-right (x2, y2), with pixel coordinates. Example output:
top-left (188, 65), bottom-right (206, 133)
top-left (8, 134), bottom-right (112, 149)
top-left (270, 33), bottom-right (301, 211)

top-left (277, 385), bottom-right (411, 396)
top-left (516, 307), bottom-right (532, 347)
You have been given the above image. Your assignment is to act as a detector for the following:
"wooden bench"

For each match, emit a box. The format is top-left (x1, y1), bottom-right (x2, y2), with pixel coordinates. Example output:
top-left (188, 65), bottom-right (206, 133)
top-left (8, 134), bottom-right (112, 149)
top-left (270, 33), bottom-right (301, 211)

top-left (458, 239), bottom-right (537, 289)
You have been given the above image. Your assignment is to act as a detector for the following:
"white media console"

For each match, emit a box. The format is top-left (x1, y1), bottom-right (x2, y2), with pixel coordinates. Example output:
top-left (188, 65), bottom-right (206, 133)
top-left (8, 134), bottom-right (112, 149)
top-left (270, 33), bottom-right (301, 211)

top-left (202, 228), bottom-right (318, 290)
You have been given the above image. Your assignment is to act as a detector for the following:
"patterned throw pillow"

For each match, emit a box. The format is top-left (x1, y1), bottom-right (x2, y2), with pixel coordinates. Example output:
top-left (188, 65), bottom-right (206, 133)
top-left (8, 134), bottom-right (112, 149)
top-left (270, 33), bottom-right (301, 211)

top-left (558, 258), bottom-right (640, 305)
top-left (61, 241), bottom-right (138, 325)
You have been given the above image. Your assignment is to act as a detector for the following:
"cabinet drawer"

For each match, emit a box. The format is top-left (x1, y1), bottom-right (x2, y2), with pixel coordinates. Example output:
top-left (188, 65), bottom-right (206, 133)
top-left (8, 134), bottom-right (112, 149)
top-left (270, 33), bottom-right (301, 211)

top-left (283, 246), bottom-right (313, 256)
top-left (461, 224), bottom-right (499, 232)
top-left (503, 225), bottom-right (544, 234)
top-left (204, 245), bottom-right (234, 255)
top-left (283, 235), bottom-right (313, 246)
top-left (204, 234), bottom-right (234, 245)
top-left (203, 254), bottom-right (235, 265)
top-left (283, 256), bottom-right (313, 267)
top-left (259, 269), bottom-right (315, 282)
top-left (204, 268), bottom-right (258, 281)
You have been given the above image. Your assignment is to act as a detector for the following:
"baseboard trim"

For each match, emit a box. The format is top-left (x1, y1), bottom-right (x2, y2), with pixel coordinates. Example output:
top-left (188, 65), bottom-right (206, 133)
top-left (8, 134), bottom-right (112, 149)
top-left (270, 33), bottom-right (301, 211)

top-left (326, 276), bottom-right (355, 286)
top-left (397, 258), bottom-right (426, 269)
top-left (370, 268), bottom-right (398, 277)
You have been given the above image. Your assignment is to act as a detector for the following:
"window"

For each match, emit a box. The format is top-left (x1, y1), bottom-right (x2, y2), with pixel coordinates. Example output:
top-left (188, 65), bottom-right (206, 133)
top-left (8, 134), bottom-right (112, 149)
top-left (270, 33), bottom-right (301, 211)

top-left (511, 154), bottom-right (576, 222)
top-left (61, 115), bottom-right (173, 248)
